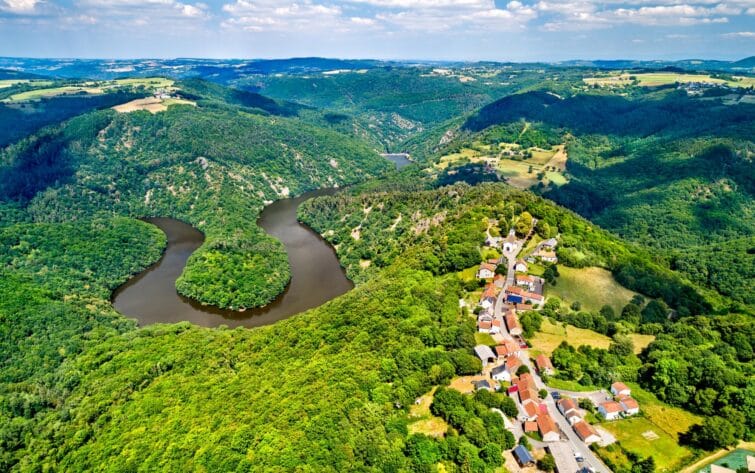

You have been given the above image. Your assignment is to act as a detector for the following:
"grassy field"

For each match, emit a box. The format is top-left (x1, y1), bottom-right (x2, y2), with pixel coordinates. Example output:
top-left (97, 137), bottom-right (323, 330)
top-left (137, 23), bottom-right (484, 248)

top-left (3, 85), bottom-right (105, 101)
top-left (546, 378), bottom-right (598, 392)
top-left (113, 97), bottom-right (195, 114)
top-left (544, 266), bottom-right (638, 314)
top-left (0, 79), bottom-right (54, 88)
top-left (475, 332), bottom-right (496, 346)
top-left (2, 77), bottom-right (174, 102)
top-left (530, 319), bottom-right (654, 355)
top-left (584, 73), bottom-right (755, 89)
top-left (598, 382), bottom-right (701, 472)
top-left (408, 387), bottom-right (448, 438)
top-left (531, 318), bottom-right (612, 354)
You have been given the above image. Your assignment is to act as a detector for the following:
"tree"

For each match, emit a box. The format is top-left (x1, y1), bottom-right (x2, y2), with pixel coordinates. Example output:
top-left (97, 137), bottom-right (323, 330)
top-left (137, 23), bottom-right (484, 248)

top-left (599, 304), bottom-right (616, 321)
top-left (516, 365), bottom-right (530, 376)
top-left (515, 212), bottom-right (533, 237)
top-left (621, 303), bottom-right (642, 325)
top-left (543, 264), bottom-right (559, 285)
top-left (609, 334), bottom-right (634, 358)
top-left (537, 453), bottom-right (556, 472)
top-left (570, 301), bottom-right (581, 311)
top-left (641, 300), bottom-right (669, 325)
top-left (684, 416), bottom-right (738, 450)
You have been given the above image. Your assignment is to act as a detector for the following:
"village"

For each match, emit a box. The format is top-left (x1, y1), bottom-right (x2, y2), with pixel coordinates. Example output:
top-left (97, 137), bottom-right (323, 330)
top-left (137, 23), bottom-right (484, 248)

top-left (457, 218), bottom-right (643, 473)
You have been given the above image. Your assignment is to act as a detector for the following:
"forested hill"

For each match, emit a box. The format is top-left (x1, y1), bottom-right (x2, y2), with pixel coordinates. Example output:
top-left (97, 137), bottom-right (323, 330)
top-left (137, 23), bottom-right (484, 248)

top-left (456, 89), bottom-right (755, 305)
top-left (0, 84), bottom-right (391, 310)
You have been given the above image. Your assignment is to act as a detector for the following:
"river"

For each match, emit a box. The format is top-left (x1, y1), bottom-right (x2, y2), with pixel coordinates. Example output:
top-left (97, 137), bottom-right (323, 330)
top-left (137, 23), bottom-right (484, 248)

top-left (112, 188), bottom-right (352, 328)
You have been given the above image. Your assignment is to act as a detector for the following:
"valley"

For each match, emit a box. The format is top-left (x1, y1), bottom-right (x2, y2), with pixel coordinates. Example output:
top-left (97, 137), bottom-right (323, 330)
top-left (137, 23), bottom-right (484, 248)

top-left (0, 58), bottom-right (752, 473)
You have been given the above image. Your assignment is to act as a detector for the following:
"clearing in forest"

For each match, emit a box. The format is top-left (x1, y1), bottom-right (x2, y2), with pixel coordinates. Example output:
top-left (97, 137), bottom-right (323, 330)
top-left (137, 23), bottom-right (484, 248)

top-left (113, 97), bottom-right (195, 114)
top-left (544, 266), bottom-right (638, 314)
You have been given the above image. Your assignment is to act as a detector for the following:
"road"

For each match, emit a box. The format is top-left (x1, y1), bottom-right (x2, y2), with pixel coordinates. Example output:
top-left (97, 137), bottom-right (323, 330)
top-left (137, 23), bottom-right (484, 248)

top-left (519, 356), bottom-right (611, 473)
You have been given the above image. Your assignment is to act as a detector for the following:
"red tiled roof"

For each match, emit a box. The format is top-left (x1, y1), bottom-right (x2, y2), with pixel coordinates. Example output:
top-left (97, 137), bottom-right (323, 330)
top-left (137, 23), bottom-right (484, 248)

top-left (478, 321), bottom-right (492, 330)
top-left (506, 286), bottom-right (525, 295)
top-left (574, 420), bottom-right (597, 441)
top-left (612, 382), bottom-right (630, 392)
top-left (524, 401), bottom-right (539, 417)
top-left (520, 388), bottom-right (540, 404)
top-left (480, 263), bottom-right (496, 272)
top-left (620, 397), bottom-right (639, 410)
top-left (536, 354), bottom-right (554, 370)
top-left (537, 413), bottom-right (558, 435)
top-left (505, 355), bottom-right (522, 370)
top-left (524, 421), bottom-right (538, 432)
top-left (482, 284), bottom-right (497, 299)
top-left (516, 304), bottom-right (533, 311)
top-left (558, 398), bottom-right (578, 413)
top-left (505, 311), bottom-right (520, 329)
top-left (492, 319), bottom-right (502, 327)
top-left (600, 401), bottom-right (624, 413)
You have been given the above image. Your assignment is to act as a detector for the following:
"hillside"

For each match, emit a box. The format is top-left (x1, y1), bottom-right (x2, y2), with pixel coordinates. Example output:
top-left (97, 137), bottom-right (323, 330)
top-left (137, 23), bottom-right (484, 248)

top-left (0, 84), bottom-right (391, 309)
top-left (443, 89), bottom-right (755, 305)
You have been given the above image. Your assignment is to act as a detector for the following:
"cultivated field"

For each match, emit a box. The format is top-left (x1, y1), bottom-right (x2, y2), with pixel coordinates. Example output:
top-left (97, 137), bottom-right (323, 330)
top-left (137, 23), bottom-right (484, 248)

top-left (544, 266), bottom-right (638, 314)
top-left (113, 97), bottom-right (195, 114)
top-left (2, 77), bottom-right (175, 102)
top-left (584, 73), bottom-right (755, 89)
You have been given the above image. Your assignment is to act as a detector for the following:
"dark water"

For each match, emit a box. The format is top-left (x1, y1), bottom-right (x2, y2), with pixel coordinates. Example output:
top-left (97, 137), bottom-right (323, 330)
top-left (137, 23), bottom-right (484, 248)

top-left (381, 153), bottom-right (412, 170)
top-left (112, 188), bottom-right (353, 328)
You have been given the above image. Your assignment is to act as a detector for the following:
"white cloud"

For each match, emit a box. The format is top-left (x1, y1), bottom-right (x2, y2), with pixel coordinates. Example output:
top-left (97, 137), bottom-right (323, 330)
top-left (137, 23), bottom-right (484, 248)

top-left (1, 0), bottom-right (41, 13)
top-left (540, 1), bottom-right (743, 30)
top-left (723, 30), bottom-right (755, 37)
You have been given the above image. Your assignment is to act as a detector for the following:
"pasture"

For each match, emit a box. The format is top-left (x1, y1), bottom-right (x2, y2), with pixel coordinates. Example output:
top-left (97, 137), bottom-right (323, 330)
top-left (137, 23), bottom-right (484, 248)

top-left (584, 73), bottom-right (755, 89)
top-left (531, 319), bottom-right (654, 356)
top-left (2, 77), bottom-right (175, 102)
top-left (544, 266), bottom-right (638, 314)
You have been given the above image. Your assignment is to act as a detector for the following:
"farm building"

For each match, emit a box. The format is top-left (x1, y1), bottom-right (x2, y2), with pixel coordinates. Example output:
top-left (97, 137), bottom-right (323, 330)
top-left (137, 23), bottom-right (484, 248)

top-left (599, 401), bottom-right (624, 421)
top-left (513, 445), bottom-right (535, 466)
top-left (619, 396), bottom-right (639, 416)
top-left (474, 345), bottom-right (496, 367)
top-left (505, 310), bottom-right (522, 336)
top-left (535, 354), bottom-right (554, 375)
top-left (573, 420), bottom-right (601, 445)
top-left (537, 413), bottom-right (560, 442)
top-left (611, 382), bottom-right (631, 397)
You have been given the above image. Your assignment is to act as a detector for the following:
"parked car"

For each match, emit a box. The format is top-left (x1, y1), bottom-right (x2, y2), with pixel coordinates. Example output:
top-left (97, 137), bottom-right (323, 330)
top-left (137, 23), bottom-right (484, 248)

top-left (551, 391), bottom-right (561, 400)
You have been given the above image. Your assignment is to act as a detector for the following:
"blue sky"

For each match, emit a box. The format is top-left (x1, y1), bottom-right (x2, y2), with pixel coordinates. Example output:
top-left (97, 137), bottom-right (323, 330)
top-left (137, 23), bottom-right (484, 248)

top-left (1, 0), bottom-right (754, 60)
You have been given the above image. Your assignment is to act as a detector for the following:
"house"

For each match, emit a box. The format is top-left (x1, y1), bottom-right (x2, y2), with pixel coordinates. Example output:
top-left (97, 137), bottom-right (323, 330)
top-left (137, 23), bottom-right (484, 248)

top-left (474, 345), bottom-right (496, 367)
top-left (537, 413), bottom-right (560, 442)
top-left (535, 354), bottom-right (555, 375)
top-left (516, 274), bottom-right (537, 291)
top-left (611, 382), bottom-right (631, 397)
top-left (493, 273), bottom-right (506, 288)
top-left (512, 445), bottom-right (535, 467)
top-left (523, 421), bottom-right (538, 433)
top-left (480, 283), bottom-right (497, 309)
top-left (477, 311), bottom-right (492, 323)
top-left (490, 318), bottom-right (502, 335)
top-left (541, 238), bottom-right (558, 250)
top-left (619, 396), bottom-right (640, 416)
top-left (503, 231), bottom-right (519, 253)
top-left (515, 259), bottom-right (528, 272)
top-left (515, 303), bottom-right (533, 312)
top-left (557, 398), bottom-right (582, 425)
top-left (537, 250), bottom-right (558, 263)
top-left (495, 339), bottom-right (521, 359)
top-left (599, 401), bottom-right (624, 421)
top-left (519, 387), bottom-right (540, 407)
top-left (505, 285), bottom-right (525, 304)
top-left (491, 364), bottom-right (512, 382)
top-left (476, 263), bottom-right (496, 279)
top-left (485, 235), bottom-right (502, 248)
top-left (473, 379), bottom-right (493, 391)
top-left (573, 420), bottom-right (601, 445)
top-left (523, 291), bottom-right (544, 306)
top-left (490, 355), bottom-right (523, 382)
top-left (523, 400), bottom-right (539, 420)
top-left (477, 320), bottom-right (492, 333)
top-left (505, 310), bottom-right (522, 336)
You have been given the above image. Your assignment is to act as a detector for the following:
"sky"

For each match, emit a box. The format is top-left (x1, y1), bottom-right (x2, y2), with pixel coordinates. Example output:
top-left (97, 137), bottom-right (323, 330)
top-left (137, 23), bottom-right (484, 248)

top-left (1, 0), bottom-right (754, 61)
